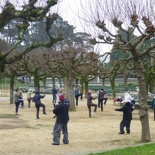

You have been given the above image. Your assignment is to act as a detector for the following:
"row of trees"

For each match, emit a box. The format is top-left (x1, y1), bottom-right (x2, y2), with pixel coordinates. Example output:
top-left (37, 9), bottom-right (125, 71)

top-left (1, 0), bottom-right (155, 143)
top-left (79, 0), bottom-right (155, 142)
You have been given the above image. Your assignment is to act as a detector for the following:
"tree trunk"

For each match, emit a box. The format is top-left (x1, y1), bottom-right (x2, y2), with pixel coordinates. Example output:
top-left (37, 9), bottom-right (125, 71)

top-left (135, 59), bottom-right (151, 142)
top-left (33, 73), bottom-right (40, 90)
top-left (110, 77), bottom-right (116, 98)
top-left (102, 78), bottom-right (105, 86)
top-left (64, 77), bottom-right (75, 111)
top-left (42, 78), bottom-right (46, 88)
top-left (52, 77), bottom-right (55, 87)
top-left (84, 81), bottom-right (89, 98)
top-left (80, 79), bottom-right (84, 96)
top-left (123, 73), bottom-right (129, 91)
top-left (10, 76), bottom-right (15, 104)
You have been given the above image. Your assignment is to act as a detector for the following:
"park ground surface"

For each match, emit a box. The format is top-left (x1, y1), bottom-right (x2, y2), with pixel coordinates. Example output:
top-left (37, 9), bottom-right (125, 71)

top-left (0, 94), bottom-right (155, 155)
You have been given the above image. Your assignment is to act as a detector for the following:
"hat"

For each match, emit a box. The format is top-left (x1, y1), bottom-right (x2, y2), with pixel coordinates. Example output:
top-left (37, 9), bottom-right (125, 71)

top-left (59, 95), bottom-right (65, 101)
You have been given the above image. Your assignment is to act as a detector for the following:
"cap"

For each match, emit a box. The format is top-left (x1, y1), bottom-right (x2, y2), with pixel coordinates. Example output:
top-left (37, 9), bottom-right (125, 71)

top-left (59, 95), bottom-right (65, 101)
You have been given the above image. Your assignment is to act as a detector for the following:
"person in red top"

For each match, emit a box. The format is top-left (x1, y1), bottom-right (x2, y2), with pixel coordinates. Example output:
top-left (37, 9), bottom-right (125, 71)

top-left (87, 90), bottom-right (97, 117)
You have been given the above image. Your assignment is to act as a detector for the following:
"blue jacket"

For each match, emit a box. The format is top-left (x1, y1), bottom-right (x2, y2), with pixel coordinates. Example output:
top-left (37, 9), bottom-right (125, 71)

top-left (33, 90), bottom-right (45, 105)
top-left (52, 88), bottom-right (57, 95)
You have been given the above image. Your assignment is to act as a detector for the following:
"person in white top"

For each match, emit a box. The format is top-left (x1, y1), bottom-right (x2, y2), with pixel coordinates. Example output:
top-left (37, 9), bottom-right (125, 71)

top-left (123, 91), bottom-right (134, 108)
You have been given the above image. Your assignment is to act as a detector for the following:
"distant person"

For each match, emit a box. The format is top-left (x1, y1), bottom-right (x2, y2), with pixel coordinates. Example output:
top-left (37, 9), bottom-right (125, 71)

top-left (123, 91), bottom-right (135, 108)
top-left (152, 97), bottom-right (155, 121)
top-left (14, 88), bottom-right (22, 115)
top-left (113, 96), bottom-right (123, 105)
top-left (97, 88), bottom-right (108, 111)
top-left (52, 95), bottom-right (70, 145)
top-left (115, 102), bottom-right (134, 134)
top-left (27, 89), bottom-right (33, 110)
top-left (51, 86), bottom-right (58, 107)
top-left (18, 88), bottom-right (24, 108)
top-left (33, 90), bottom-right (47, 119)
top-left (87, 90), bottom-right (97, 117)
top-left (74, 86), bottom-right (82, 107)
top-left (57, 90), bottom-right (63, 102)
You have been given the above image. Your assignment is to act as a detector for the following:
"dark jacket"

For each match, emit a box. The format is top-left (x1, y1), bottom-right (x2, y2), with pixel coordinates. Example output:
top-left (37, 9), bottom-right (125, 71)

top-left (52, 87), bottom-right (57, 95)
top-left (152, 98), bottom-right (155, 109)
top-left (53, 101), bottom-right (70, 124)
top-left (33, 90), bottom-right (45, 105)
top-left (98, 90), bottom-right (106, 100)
top-left (87, 93), bottom-right (96, 105)
top-left (115, 102), bottom-right (134, 120)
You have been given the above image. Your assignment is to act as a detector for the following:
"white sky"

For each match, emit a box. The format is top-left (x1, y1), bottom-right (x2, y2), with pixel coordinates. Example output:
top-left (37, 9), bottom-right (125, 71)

top-left (56, 0), bottom-right (112, 54)
top-left (0, 0), bottom-right (112, 55)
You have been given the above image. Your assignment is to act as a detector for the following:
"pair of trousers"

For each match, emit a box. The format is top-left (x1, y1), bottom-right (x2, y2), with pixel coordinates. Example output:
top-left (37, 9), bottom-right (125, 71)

top-left (120, 119), bottom-right (131, 133)
top-left (52, 122), bottom-right (69, 144)
top-left (87, 103), bottom-right (97, 117)
top-left (52, 94), bottom-right (57, 104)
top-left (35, 103), bottom-right (46, 118)
top-left (75, 93), bottom-right (83, 106)
top-left (27, 98), bottom-right (32, 108)
top-left (15, 101), bottom-right (20, 113)
top-left (98, 98), bottom-right (108, 111)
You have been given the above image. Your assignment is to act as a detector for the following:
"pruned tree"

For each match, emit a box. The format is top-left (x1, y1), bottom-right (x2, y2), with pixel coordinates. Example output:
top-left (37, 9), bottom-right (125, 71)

top-left (79, 0), bottom-right (155, 142)
top-left (0, 0), bottom-right (62, 73)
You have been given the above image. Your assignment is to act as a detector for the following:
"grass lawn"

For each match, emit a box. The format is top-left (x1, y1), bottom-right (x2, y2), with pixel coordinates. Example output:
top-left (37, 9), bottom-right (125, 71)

top-left (88, 143), bottom-right (155, 155)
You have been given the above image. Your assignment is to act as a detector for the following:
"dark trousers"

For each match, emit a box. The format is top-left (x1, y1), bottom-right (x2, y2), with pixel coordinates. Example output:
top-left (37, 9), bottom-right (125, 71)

top-left (15, 101), bottom-right (20, 113)
top-left (53, 122), bottom-right (69, 144)
top-left (120, 119), bottom-right (131, 133)
top-left (19, 99), bottom-right (24, 107)
top-left (154, 109), bottom-right (155, 120)
top-left (75, 93), bottom-right (83, 106)
top-left (98, 98), bottom-right (108, 110)
top-left (35, 103), bottom-right (46, 118)
top-left (52, 94), bottom-right (57, 104)
top-left (87, 103), bottom-right (97, 117)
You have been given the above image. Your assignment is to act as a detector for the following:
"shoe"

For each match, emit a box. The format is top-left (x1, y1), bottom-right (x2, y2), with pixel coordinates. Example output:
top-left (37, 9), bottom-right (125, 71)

top-left (63, 140), bottom-right (69, 144)
top-left (15, 112), bottom-right (18, 115)
top-left (36, 117), bottom-right (40, 119)
top-left (63, 142), bottom-right (68, 144)
top-left (119, 132), bottom-right (124, 134)
top-left (43, 113), bottom-right (47, 115)
top-left (52, 143), bottom-right (59, 145)
top-left (126, 131), bottom-right (130, 134)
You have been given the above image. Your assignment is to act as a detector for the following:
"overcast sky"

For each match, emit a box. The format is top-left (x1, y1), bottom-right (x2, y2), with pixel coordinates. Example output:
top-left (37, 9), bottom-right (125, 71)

top-left (0, 0), bottom-right (112, 54)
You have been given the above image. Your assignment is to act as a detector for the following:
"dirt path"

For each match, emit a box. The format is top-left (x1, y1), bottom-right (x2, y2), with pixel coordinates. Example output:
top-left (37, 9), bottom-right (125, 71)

top-left (0, 95), bottom-right (155, 155)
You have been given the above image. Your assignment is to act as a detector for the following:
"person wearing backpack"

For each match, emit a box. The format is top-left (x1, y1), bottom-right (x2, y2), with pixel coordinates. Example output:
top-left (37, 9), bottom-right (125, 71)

top-left (152, 97), bottom-right (155, 121)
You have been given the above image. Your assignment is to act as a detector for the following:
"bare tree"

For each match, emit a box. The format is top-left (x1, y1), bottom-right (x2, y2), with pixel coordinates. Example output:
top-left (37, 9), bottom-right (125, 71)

top-left (78, 0), bottom-right (155, 142)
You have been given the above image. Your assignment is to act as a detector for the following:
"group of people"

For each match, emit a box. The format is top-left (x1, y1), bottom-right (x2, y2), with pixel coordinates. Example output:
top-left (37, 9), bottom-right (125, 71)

top-left (13, 85), bottom-right (136, 145)
top-left (86, 88), bottom-right (108, 117)
top-left (14, 87), bottom-right (70, 145)
top-left (14, 88), bottom-right (47, 119)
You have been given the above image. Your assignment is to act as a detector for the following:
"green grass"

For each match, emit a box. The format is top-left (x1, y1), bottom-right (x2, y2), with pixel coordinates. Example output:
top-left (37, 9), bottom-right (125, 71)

top-left (88, 143), bottom-right (155, 155)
